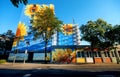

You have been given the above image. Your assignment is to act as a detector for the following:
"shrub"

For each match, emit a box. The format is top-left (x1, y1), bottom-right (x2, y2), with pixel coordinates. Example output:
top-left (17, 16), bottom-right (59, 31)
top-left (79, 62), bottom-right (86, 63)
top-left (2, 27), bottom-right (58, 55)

top-left (0, 59), bottom-right (6, 64)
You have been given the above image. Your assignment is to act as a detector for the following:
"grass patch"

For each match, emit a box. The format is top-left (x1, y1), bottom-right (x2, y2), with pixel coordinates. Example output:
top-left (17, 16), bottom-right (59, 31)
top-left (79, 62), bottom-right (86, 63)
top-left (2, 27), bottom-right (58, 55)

top-left (0, 59), bottom-right (6, 64)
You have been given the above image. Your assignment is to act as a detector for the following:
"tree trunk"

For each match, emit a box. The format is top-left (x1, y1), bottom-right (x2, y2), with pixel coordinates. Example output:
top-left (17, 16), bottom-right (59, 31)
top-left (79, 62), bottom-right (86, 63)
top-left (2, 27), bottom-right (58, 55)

top-left (91, 42), bottom-right (95, 63)
top-left (3, 42), bottom-right (7, 59)
top-left (45, 41), bottom-right (48, 64)
top-left (44, 31), bottom-right (48, 64)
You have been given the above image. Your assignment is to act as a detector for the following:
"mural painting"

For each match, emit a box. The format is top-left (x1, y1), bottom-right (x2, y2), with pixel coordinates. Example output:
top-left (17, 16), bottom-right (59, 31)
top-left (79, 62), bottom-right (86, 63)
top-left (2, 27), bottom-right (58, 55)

top-left (52, 48), bottom-right (76, 63)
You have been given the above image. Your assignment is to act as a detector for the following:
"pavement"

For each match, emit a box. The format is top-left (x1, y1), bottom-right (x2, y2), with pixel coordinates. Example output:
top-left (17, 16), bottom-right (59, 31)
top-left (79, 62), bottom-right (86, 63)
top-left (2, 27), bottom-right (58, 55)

top-left (0, 62), bottom-right (120, 77)
top-left (0, 62), bottom-right (120, 69)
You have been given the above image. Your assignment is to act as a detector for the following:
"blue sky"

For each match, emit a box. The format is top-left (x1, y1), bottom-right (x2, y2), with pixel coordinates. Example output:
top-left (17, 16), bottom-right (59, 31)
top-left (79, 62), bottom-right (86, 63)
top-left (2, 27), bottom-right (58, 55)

top-left (0, 0), bottom-right (120, 45)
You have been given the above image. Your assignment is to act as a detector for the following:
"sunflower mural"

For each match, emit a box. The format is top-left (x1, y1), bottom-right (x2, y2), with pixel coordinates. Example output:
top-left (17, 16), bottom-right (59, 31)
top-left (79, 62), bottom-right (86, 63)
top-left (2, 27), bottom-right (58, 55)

top-left (62, 24), bottom-right (73, 35)
top-left (24, 4), bottom-right (54, 18)
top-left (52, 48), bottom-right (76, 63)
top-left (12, 22), bottom-right (27, 47)
top-left (24, 4), bottom-right (41, 17)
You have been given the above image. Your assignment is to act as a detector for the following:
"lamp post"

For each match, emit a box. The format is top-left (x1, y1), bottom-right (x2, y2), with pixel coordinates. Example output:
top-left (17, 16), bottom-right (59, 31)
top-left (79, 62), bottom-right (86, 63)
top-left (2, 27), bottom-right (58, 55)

top-left (114, 42), bottom-right (119, 64)
top-left (13, 49), bottom-right (18, 65)
top-left (23, 41), bottom-right (30, 64)
top-left (12, 36), bottom-right (19, 65)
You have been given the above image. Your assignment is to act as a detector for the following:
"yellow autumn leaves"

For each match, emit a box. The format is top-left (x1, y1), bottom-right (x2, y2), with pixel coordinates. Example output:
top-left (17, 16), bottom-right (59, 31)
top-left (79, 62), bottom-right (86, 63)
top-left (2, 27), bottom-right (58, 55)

top-left (12, 22), bottom-right (27, 47)
top-left (24, 4), bottom-right (54, 18)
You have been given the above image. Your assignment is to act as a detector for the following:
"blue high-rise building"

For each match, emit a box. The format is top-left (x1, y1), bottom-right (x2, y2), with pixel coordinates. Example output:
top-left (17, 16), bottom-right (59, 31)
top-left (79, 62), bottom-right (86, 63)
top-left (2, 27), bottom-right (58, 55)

top-left (52, 24), bottom-right (80, 46)
top-left (8, 4), bottom-right (81, 62)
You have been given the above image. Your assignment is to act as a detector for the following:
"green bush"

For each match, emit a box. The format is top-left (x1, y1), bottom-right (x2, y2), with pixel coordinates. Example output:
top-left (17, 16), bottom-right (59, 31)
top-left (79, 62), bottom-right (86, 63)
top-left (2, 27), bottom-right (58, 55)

top-left (0, 59), bottom-right (6, 64)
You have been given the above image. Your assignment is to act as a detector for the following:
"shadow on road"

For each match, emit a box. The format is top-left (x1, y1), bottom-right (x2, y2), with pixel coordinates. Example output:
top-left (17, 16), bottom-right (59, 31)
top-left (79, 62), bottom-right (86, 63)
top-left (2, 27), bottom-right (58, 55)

top-left (0, 68), bottom-right (120, 77)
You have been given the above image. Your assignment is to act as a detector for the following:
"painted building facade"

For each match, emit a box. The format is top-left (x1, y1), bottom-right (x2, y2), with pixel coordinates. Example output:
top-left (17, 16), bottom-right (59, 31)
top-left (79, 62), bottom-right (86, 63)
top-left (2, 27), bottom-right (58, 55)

top-left (8, 4), bottom-right (120, 64)
top-left (51, 45), bottom-right (120, 64)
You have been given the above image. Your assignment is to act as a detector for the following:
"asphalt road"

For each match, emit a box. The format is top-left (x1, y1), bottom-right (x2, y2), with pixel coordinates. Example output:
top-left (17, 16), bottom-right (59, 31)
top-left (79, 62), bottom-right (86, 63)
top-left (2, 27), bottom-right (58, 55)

top-left (0, 63), bottom-right (120, 77)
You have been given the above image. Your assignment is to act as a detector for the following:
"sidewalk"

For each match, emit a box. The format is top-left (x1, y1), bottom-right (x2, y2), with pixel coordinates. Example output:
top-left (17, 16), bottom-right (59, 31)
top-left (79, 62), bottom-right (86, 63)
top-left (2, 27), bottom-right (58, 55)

top-left (0, 62), bottom-right (120, 70)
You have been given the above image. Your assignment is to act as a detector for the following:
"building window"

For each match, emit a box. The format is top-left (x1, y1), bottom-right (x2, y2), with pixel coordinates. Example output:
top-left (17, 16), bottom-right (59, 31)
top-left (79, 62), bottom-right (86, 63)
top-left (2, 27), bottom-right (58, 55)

top-left (111, 51), bottom-right (115, 57)
top-left (77, 52), bottom-right (81, 57)
top-left (77, 51), bottom-right (85, 57)
top-left (81, 51), bottom-right (85, 57)
top-left (89, 52), bottom-right (93, 57)
top-left (93, 52), bottom-right (97, 57)
top-left (104, 52), bottom-right (107, 57)
top-left (93, 52), bottom-right (101, 57)
top-left (86, 52), bottom-right (89, 57)
top-left (86, 51), bottom-right (93, 57)
top-left (98, 52), bottom-right (101, 57)
top-left (107, 52), bottom-right (110, 57)
top-left (104, 52), bottom-right (110, 57)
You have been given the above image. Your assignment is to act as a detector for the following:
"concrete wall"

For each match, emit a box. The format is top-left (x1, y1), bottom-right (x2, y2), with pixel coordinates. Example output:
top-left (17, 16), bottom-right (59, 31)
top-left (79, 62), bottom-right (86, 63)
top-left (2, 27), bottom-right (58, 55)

top-left (85, 57), bottom-right (94, 63)
top-left (77, 58), bottom-right (85, 63)
top-left (111, 57), bottom-right (117, 63)
top-left (94, 57), bottom-right (103, 63)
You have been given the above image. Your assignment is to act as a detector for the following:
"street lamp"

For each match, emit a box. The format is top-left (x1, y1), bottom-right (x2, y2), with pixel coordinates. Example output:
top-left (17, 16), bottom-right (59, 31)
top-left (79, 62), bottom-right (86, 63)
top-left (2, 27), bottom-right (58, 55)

top-left (13, 48), bottom-right (18, 65)
top-left (23, 41), bottom-right (30, 64)
top-left (114, 42), bottom-right (119, 64)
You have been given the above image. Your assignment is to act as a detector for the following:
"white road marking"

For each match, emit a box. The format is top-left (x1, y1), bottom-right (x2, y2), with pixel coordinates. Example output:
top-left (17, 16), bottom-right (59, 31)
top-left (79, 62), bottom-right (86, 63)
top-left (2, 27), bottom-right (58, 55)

top-left (32, 68), bottom-right (42, 72)
top-left (23, 74), bottom-right (31, 77)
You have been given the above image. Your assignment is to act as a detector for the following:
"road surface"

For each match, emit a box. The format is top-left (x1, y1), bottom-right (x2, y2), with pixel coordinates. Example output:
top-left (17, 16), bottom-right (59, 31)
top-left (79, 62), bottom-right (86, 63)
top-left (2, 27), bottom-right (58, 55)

top-left (0, 63), bottom-right (120, 77)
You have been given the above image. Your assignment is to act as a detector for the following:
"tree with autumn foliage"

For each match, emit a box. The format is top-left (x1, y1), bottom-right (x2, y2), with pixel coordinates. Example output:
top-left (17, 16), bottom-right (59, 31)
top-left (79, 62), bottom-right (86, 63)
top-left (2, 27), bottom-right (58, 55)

top-left (25, 4), bottom-right (63, 63)
top-left (10, 0), bottom-right (28, 7)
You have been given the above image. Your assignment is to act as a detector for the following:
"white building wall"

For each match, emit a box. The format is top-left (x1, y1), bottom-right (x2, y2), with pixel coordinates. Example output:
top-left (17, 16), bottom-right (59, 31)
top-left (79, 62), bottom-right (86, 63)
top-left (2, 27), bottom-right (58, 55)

top-left (52, 31), bottom-right (57, 45)
top-left (73, 24), bottom-right (81, 45)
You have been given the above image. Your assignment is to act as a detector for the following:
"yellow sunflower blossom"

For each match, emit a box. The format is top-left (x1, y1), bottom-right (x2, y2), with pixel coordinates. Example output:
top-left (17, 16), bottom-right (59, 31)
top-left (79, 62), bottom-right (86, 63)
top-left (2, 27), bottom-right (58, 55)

top-left (24, 4), bottom-right (41, 17)
top-left (12, 22), bottom-right (27, 47)
top-left (25, 4), bottom-right (55, 17)
top-left (62, 24), bottom-right (73, 35)
top-left (16, 22), bottom-right (27, 40)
